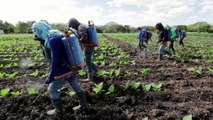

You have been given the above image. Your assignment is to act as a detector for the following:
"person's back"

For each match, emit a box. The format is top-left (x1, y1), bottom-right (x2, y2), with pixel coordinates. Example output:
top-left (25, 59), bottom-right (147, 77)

top-left (48, 36), bottom-right (72, 78)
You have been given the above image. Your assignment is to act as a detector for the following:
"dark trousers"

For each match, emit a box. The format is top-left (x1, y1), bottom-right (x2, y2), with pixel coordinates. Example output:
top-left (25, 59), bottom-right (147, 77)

top-left (179, 36), bottom-right (185, 47)
top-left (169, 40), bottom-right (175, 54)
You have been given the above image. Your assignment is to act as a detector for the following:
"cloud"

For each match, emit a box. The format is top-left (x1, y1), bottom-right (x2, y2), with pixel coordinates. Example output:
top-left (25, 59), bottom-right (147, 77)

top-left (200, 0), bottom-right (213, 13)
top-left (106, 0), bottom-right (195, 25)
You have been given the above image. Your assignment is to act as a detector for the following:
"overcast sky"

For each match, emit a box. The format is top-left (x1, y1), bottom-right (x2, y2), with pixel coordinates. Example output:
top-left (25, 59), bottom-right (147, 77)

top-left (0, 0), bottom-right (212, 27)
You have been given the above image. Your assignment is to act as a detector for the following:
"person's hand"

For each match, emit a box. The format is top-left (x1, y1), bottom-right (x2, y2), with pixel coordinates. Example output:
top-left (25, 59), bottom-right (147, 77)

top-left (45, 77), bottom-right (53, 84)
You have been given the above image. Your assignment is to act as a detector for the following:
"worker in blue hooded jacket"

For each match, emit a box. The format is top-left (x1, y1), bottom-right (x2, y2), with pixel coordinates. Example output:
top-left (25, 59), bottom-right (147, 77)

top-left (68, 18), bottom-right (98, 82)
top-left (31, 21), bottom-right (88, 116)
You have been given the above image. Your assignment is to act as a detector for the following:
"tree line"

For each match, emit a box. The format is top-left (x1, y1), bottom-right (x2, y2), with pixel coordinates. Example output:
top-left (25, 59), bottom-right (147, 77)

top-left (0, 20), bottom-right (212, 34)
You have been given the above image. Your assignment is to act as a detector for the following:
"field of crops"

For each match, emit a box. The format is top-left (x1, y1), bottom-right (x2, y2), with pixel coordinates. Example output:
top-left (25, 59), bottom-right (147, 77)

top-left (0, 33), bottom-right (212, 120)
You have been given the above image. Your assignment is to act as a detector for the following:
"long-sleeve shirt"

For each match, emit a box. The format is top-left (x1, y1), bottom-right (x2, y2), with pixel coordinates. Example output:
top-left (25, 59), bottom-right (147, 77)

top-left (48, 36), bottom-right (71, 80)
top-left (138, 30), bottom-right (146, 41)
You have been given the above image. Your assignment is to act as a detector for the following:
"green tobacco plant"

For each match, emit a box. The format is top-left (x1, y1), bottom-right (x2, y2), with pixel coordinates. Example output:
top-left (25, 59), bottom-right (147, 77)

top-left (132, 81), bottom-right (140, 90)
top-left (10, 91), bottom-right (21, 96)
top-left (0, 88), bottom-right (10, 97)
top-left (69, 90), bottom-right (76, 96)
top-left (106, 84), bottom-right (116, 95)
top-left (93, 82), bottom-right (105, 94)
top-left (122, 81), bottom-right (130, 91)
top-left (114, 69), bottom-right (121, 76)
top-left (27, 88), bottom-right (39, 95)
top-left (195, 67), bottom-right (202, 75)
top-left (0, 72), bottom-right (5, 79)
top-left (33, 69), bottom-right (39, 77)
top-left (142, 117), bottom-right (148, 120)
top-left (208, 68), bottom-right (213, 73)
top-left (151, 83), bottom-right (162, 91)
top-left (140, 68), bottom-right (149, 76)
top-left (182, 114), bottom-right (192, 120)
top-left (6, 71), bottom-right (18, 78)
top-left (142, 84), bottom-right (151, 92)
top-left (78, 70), bottom-right (86, 77)
top-left (96, 70), bottom-right (109, 77)
top-left (187, 67), bottom-right (202, 75)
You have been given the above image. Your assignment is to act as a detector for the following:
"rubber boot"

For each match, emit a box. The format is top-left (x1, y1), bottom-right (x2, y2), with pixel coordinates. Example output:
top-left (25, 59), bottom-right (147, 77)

top-left (165, 51), bottom-right (172, 56)
top-left (47, 99), bottom-right (63, 116)
top-left (73, 91), bottom-right (88, 110)
top-left (158, 54), bottom-right (163, 61)
top-left (82, 73), bottom-right (93, 82)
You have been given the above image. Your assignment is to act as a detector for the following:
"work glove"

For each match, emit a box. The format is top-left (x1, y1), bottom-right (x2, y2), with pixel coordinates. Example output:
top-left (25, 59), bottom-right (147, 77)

top-left (45, 77), bottom-right (53, 84)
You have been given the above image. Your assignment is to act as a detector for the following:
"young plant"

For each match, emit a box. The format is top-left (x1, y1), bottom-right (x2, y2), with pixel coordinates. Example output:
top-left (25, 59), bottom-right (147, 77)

top-left (142, 117), bottom-right (148, 120)
top-left (78, 70), bottom-right (86, 77)
top-left (0, 88), bottom-right (10, 97)
top-left (195, 67), bottom-right (202, 75)
top-left (93, 82), bottom-right (105, 94)
top-left (114, 69), bottom-right (121, 76)
top-left (69, 90), bottom-right (76, 96)
top-left (106, 84), bottom-right (116, 95)
top-left (7, 71), bottom-right (18, 78)
top-left (96, 70), bottom-right (109, 77)
top-left (140, 68), bottom-right (149, 76)
top-left (0, 72), bottom-right (5, 79)
top-left (33, 69), bottom-right (39, 77)
top-left (182, 114), bottom-right (192, 120)
top-left (132, 81), bottom-right (140, 90)
top-left (10, 91), bottom-right (21, 96)
top-left (27, 88), bottom-right (39, 95)
top-left (151, 83), bottom-right (162, 91)
top-left (208, 68), bottom-right (213, 73)
top-left (122, 81), bottom-right (130, 91)
top-left (142, 84), bottom-right (151, 92)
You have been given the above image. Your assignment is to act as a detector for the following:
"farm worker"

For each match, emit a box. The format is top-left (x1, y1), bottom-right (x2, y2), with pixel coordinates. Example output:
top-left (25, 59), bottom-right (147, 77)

top-left (33, 20), bottom-right (52, 65)
top-left (69, 18), bottom-right (98, 82)
top-left (31, 21), bottom-right (88, 116)
top-left (155, 23), bottom-right (172, 61)
top-left (179, 30), bottom-right (186, 47)
top-left (137, 27), bottom-right (147, 51)
top-left (169, 27), bottom-right (177, 54)
top-left (33, 35), bottom-right (52, 65)
top-left (145, 30), bottom-right (153, 45)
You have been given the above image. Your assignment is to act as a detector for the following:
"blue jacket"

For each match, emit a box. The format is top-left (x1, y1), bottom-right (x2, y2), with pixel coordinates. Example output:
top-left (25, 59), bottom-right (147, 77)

top-left (48, 36), bottom-right (72, 80)
top-left (138, 30), bottom-right (146, 41)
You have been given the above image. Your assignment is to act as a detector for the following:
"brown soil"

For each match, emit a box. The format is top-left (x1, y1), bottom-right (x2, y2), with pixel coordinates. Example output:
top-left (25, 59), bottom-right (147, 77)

top-left (0, 34), bottom-right (212, 120)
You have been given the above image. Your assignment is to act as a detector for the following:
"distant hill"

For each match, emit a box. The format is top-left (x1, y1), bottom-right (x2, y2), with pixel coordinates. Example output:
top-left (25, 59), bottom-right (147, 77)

top-left (104, 22), bottom-right (119, 26)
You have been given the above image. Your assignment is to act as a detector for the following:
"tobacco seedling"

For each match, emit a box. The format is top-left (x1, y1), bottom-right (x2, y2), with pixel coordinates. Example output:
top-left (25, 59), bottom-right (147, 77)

top-left (27, 88), bottom-right (39, 95)
top-left (132, 81), bottom-right (140, 90)
top-left (182, 114), bottom-right (192, 120)
top-left (141, 84), bottom-right (151, 92)
top-left (69, 90), bottom-right (76, 96)
top-left (106, 84), bottom-right (116, 95)
top-left (78, 70), bottom-right (86, 77)
top-left (140, 68), bottom-right (149, 76)
top-left (151, 83), bottom-right (162, 91)
top-left (0, 88), bottom-right (10, 97)
top-left (208, 68), bottom-right (213, 73)
top-left (114, 69), bottom-right (121, 76)
top-left (33, 69), bottom-right (39, 77)
top-left (96, 70), bottom-right (109, 77)
top-left (0, 72), bottom-right (5, 79)
top-left (122, 81), bottom-right (130, 91)
top-left (93, 82), bottom-right (105, 94)
top-left (195, 67), bottom-right (202, 75)
top-left (7, 71), bottom-right (18, 78)
top-left (142, 117), bottom-right (148, 120)
top-left (10, 91), bottom-right (21, 96)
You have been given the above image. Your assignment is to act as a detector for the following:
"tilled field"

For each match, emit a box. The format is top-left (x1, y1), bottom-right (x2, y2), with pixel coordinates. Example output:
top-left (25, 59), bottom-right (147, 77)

top-left (0, 34), bottom-right (212, 120)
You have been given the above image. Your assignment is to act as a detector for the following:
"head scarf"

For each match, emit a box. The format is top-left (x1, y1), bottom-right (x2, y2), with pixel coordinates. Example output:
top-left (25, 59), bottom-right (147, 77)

top-left (31, 21), bottom-right (63, 48)
top-left (68, 18), bottom-right (80, 30)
